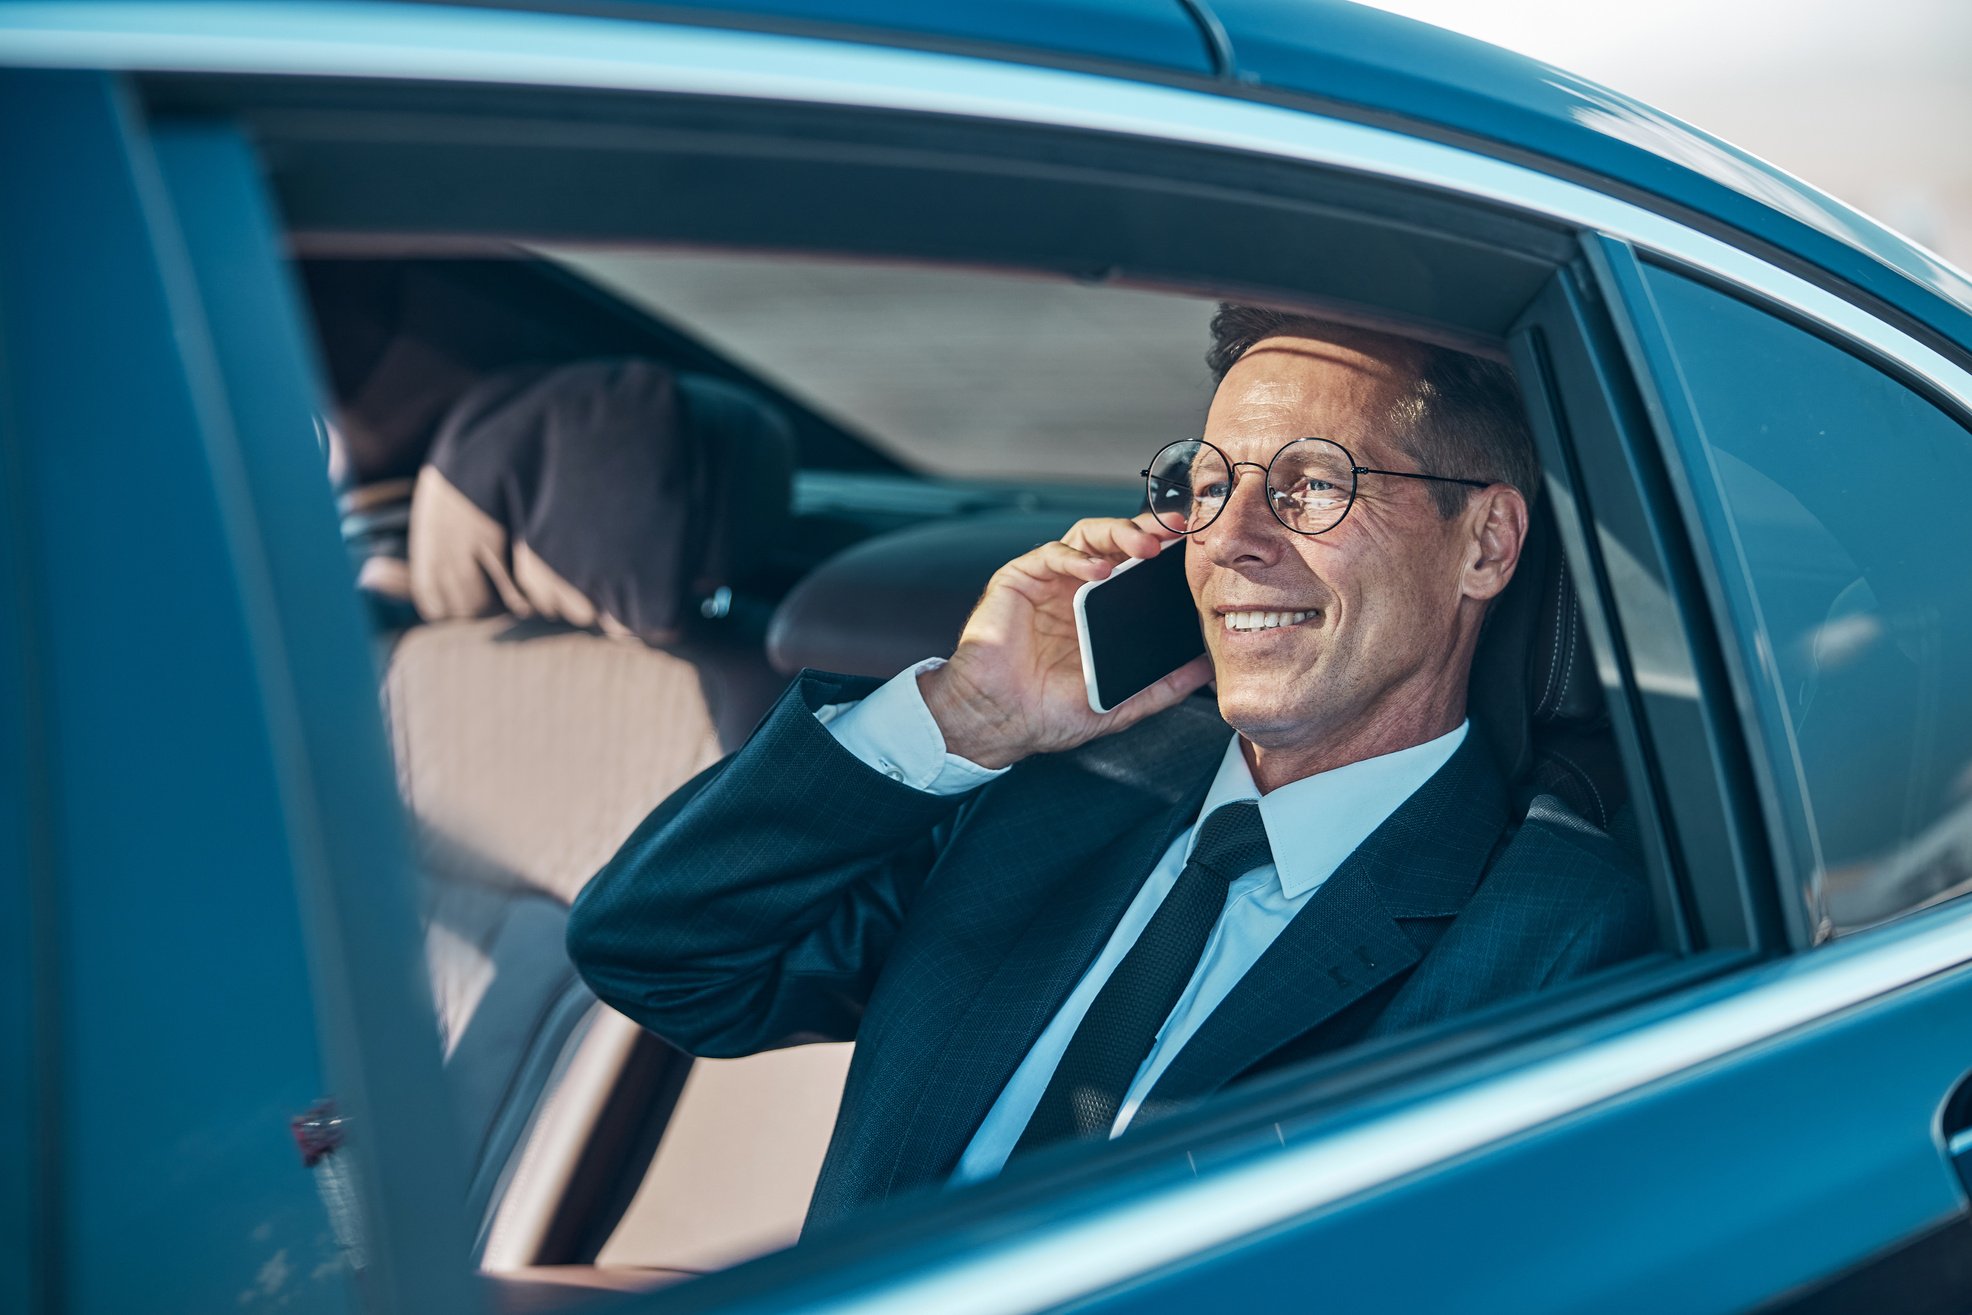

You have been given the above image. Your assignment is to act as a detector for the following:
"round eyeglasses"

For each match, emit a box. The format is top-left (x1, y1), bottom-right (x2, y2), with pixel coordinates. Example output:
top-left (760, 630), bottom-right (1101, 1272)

top-left (1142, 437), bottom-right (1491, 537)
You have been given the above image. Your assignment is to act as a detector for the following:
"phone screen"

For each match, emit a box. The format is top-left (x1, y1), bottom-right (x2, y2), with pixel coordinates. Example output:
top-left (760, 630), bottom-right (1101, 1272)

top-left (1073, 541), bottom-right (1207, 713)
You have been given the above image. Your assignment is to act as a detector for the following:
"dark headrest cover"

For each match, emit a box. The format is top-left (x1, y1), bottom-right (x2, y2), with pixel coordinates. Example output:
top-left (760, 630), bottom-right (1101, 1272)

top-left (767, 512), bottom-right (1077, 678)
top-left (410, 358), bottom-right (711, 643)
top-left (1529, 547), bottom-right (1602, 726)
top-left (1468, 504), bottom-right (1605, 783)
top-left (674, 373), bottom-right (795, 597)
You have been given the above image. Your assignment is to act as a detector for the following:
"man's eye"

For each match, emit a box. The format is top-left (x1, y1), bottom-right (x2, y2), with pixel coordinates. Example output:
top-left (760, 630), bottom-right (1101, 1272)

top-left (1283, 478), bottom-right (1343, 502)
top-left (1194, 481), bottom-right (1230, 500)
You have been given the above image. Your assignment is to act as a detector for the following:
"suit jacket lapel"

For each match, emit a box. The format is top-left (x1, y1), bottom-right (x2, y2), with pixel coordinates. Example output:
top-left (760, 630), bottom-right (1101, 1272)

top-left (1139, 732), bottom-right (1509, 1114)
top-left (881, 722), bottom-right (1223, 1196)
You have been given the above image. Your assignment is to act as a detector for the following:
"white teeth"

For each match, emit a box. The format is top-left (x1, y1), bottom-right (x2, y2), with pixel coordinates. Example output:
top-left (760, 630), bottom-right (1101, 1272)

top-left (1222, 609), bottom-right (1317, 632)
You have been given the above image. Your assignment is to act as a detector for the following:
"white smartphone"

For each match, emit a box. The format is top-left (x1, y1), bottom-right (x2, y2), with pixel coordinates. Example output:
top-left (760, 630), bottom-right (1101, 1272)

top-left (1072, 540), bottom-right (1207, 714)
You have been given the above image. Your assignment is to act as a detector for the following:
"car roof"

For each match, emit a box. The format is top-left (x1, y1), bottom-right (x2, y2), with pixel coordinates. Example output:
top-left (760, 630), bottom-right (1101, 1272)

top-left (520, 0), bottom-right (1972, 352)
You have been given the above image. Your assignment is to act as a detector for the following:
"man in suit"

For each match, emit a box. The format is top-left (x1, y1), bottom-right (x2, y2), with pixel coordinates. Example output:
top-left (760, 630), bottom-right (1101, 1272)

top-left (567, 306), bottom-right (1655, 1229)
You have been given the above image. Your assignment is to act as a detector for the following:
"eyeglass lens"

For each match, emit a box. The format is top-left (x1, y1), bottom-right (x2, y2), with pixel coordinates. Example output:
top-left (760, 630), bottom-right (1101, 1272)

top-left (1145, 439), bottom-right (1356, 535)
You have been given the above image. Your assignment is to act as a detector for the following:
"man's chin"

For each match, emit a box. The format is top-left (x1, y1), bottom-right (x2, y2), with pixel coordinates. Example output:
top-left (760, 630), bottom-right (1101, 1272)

top-left (1212, 686), bottom-right (1313, 744)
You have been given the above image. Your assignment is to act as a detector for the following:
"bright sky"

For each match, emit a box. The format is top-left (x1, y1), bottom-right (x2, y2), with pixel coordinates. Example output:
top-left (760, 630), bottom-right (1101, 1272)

top-left (1348, 0), bottom-right (1972, 263)
top-left (1348, 0), bottom-right (1906, 71)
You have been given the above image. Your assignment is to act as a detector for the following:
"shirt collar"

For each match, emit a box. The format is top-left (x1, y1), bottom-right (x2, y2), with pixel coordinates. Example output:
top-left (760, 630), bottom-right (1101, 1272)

top-left (1188, 720), bottom-right (1470, 900)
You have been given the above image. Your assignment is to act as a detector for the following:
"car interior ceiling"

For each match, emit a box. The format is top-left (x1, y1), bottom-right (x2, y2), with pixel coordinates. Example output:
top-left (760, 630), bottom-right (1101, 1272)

top-left (274, 96), bottom-right (1652, 1300)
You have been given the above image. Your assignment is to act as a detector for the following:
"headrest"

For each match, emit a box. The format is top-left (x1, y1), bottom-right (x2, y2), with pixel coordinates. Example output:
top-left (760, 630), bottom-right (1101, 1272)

top-left (1467, 502), bottom-right (1606, 786)
top-left (767, 512), bottom-right (1075, 678)
top-left (772, 503), bottom-right (1608, 793)
top-left (396, 360), bottom-right (793, 644)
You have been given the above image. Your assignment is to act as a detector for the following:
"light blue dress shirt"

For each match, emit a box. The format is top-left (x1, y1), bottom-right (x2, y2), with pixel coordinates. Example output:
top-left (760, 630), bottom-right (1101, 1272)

top-left (818, 658), bottom-right (1466, 1183)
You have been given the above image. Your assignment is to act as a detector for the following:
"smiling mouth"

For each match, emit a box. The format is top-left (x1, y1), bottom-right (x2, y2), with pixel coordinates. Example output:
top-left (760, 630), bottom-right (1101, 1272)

top-left (1220, 609), bottom-right (1319, 633)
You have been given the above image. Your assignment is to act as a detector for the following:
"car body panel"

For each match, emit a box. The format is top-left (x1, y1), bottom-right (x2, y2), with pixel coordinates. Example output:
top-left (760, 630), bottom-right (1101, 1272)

top-left (1088, 953), bottom-right (1972, 1315)
top-left (147, 113), bottom-right (486, 1312)
top-left (0, 207), bottom-right (47, 1315)
top-left (0, 67), bottom-right (352, 1315)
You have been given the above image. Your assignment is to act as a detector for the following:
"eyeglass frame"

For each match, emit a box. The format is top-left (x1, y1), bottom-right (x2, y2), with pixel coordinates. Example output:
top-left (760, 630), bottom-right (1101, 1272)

top-left (1140, 436), bottom-right (1493, 537)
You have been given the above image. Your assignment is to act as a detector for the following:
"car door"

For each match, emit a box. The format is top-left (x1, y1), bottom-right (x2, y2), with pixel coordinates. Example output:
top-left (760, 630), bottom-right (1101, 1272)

top-left (0, 69), bottom-right (480, 1314)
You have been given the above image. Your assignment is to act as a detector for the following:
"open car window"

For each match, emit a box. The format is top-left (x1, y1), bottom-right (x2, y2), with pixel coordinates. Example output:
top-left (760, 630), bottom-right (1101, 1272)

top-left (288, 243), bottom-right (1714, 1307)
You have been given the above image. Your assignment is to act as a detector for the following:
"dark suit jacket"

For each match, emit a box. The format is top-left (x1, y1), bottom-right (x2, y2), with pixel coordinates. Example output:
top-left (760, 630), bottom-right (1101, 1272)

top-left (567, 670), bottom-right (1654, 1229)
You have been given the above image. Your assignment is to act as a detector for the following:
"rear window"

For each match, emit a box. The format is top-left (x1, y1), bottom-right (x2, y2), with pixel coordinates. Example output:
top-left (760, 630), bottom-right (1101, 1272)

top-left (543, 249), bottom-right (1218, 483)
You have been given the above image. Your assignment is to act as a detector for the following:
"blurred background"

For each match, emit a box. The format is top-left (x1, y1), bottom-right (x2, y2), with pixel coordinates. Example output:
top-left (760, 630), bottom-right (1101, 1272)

top-left (1355, 0), bottom-right (1972, 265)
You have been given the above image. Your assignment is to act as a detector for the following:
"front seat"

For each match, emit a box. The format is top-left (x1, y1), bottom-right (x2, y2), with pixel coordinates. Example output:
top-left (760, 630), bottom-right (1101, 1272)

top-left (358, 357), bottom-right (853, 1280)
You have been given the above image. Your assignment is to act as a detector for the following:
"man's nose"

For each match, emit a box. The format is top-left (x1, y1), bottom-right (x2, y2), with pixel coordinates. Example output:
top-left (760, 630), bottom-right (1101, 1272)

top-left (1199, 462), bottom-right (1283, 567)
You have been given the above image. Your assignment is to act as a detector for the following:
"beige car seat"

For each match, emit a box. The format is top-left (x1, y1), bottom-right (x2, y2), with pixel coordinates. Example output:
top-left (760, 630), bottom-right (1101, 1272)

top-left (359, 362), bottom-right (852, 1283)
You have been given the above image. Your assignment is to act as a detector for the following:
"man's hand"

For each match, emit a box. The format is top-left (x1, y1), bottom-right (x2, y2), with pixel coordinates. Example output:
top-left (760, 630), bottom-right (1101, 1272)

top-left (918, 513), bottom-right (1215, 769)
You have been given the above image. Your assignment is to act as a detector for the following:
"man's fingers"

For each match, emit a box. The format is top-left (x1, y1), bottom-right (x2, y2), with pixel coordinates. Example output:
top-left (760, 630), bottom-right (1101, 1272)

top-left (1131, 509), bottom-right (1183, 543)
top-left (1148, 653), bottom-right (1215, 704)
top-left (1100, 653), bottom-right (1215, 731)
top-left (1000, 539), bottom-right (1116, 589)
top-left (1061, 514), bottom-right (1176, 562)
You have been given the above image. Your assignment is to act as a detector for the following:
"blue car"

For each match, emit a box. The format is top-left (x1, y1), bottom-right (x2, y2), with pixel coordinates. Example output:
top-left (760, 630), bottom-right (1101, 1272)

top-left (6, 2), bottom-right (1972, 1312)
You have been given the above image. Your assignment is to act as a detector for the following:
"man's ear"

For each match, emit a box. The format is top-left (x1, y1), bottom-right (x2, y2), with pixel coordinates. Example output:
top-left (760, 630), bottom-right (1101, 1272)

top-left (1461, 485), bottom-right (1528, 603)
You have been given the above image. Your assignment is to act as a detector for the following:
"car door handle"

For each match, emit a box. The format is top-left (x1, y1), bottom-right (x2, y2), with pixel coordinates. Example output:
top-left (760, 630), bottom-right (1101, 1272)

top-left (1941, 1072), bottom-right (1972, 1196)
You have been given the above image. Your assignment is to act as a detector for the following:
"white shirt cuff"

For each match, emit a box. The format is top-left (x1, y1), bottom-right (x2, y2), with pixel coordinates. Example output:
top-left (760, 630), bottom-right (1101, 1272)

top-left (815, 658), bottom-right (1009, 795)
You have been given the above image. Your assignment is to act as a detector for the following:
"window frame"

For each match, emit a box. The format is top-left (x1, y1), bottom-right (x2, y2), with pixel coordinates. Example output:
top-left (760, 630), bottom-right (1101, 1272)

top-left (1513, 253), bottom-right (1782, 957)
top-left (245, 105), bottom-right (1735, 1309)
top-left (143, 114), bottom-right (483, 1312)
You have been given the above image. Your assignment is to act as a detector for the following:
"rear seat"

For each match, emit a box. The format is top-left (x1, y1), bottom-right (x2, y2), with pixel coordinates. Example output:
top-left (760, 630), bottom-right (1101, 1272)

top-left (350, 358), bottom-right (858, 1278)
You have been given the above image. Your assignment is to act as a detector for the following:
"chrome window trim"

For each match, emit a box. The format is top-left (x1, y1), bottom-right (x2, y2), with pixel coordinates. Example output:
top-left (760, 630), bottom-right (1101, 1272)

top-left (12, 5), bottom-right (1972, 1308)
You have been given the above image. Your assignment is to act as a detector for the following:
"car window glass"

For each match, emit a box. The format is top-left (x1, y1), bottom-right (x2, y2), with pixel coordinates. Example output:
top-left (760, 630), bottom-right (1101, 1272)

top-left (1640, 264), bottom-right (1972, 934)
top-left (543, 249), bottom-right (1217, 480)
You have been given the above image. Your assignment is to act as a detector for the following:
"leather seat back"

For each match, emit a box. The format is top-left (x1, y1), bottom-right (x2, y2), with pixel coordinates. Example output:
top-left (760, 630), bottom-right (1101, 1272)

top-left (359, 362), bottom-right (850, 1272)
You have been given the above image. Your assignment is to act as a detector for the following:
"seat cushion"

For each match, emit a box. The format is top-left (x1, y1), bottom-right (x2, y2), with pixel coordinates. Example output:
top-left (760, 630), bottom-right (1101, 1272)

top-left (385, 617), bottom-right (723, 902)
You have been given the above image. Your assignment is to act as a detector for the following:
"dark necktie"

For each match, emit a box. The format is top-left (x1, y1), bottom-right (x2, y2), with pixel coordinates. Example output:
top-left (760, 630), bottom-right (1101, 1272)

top-left (1011, 800), bottom-right (1275, 1158)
